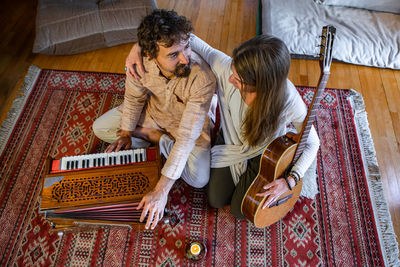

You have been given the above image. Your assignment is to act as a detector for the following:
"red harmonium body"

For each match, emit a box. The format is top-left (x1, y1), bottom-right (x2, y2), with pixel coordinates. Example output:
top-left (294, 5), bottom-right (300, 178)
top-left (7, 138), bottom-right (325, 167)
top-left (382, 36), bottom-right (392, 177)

top-left (39, 147), bottom-right (161, 231)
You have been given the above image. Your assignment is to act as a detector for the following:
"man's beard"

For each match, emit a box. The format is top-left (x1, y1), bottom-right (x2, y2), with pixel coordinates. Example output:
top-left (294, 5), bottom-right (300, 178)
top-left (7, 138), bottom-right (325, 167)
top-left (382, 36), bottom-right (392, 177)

top-left (174, 59), bottom-right (191, 77)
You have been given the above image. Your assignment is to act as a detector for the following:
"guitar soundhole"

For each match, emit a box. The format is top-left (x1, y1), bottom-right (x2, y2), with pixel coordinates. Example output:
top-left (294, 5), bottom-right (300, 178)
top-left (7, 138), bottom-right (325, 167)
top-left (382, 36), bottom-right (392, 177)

top-left (269, 194), bottom-right (293, 208)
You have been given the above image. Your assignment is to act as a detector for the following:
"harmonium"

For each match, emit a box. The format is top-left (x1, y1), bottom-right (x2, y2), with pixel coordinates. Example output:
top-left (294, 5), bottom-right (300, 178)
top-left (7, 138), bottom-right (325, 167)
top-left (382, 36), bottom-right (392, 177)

top-left (39, 147), bottom-right (161, 231)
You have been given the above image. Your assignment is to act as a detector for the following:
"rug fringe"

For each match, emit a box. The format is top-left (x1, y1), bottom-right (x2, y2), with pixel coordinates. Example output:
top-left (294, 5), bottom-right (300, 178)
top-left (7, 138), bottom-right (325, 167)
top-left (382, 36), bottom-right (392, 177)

top-left (348, 89), bottom-right (400, 266)
top-left (0, 65), bottom-right (41, 155)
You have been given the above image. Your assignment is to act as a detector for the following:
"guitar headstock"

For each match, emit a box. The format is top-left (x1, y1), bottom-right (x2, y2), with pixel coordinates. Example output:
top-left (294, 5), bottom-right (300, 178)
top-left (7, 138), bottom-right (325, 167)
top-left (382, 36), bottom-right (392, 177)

top-left (319, 25), bottom-right (336, 73)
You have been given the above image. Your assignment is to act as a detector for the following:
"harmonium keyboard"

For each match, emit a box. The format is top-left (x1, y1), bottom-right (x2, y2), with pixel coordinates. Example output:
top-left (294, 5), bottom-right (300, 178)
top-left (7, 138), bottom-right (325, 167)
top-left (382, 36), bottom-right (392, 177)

top-left (39, 147), bottom-right (161, 231)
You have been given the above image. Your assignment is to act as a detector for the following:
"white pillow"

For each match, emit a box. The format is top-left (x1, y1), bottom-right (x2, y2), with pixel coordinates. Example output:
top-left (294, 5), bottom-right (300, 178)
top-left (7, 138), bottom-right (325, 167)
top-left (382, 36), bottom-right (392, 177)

top-left (315, 0), bottom-right (400, 14)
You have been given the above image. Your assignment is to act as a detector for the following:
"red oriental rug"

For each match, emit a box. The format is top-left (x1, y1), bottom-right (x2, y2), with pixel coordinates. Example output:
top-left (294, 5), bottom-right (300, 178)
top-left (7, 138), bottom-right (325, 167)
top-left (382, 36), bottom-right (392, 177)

top-left (0, 66), bottom-right (398, 266)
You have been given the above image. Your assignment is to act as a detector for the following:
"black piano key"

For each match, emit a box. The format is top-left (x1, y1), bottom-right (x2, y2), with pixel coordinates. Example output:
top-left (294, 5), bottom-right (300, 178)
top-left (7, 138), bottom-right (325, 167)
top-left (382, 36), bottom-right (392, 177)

top-left (124, 155), bottom-right (127, 163)
top-left (108, 157), bottom-right (112, 165)
top-left (140, 153), bottom-right (143, 162)
top-left (128, 155), bottom-right (132, 163)
top-left (76, 160), bottom-right (79, 168)
top-left (87, 159), bottom-right (90, 167)
top-left (102, 158), bottom-right (105, 166)
top-left (135, 154), bottom-right (139, 162)
top-left (82, 160), bottom-right (85, 168)
top-left (93, 159), bottom-right (96, 167)
top-left (120, 155), bottom-right (123, 164)
top-left (71, 161), bottom-right (74, 169)
top-left (66, 161), bottom-right (70, 170)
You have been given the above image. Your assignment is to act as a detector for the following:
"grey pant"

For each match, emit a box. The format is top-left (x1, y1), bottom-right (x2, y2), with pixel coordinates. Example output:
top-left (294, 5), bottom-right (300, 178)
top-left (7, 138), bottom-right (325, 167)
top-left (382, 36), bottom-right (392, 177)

top-left (207, 131), bottom-right (261, 219)
top-left (207, 155), bottom-right (261, 219)
top-left (93, 107), bottom-right (210, 188)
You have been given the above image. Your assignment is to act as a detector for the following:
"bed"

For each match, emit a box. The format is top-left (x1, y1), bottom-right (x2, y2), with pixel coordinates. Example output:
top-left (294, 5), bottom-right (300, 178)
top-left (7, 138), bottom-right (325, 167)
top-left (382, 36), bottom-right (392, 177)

top-left (260, 0), bottom-right (400, 69)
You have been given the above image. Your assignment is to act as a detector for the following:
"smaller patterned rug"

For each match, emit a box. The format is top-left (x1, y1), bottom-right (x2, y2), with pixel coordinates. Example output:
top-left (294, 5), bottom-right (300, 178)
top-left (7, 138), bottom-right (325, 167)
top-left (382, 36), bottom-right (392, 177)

top-left (0, 66), bottom-right (398, 266)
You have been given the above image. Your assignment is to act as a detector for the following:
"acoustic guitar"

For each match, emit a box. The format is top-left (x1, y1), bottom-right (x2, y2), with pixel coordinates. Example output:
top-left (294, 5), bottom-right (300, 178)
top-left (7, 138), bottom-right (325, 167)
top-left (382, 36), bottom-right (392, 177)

top-left (241, 25), bottom-right (336, 228)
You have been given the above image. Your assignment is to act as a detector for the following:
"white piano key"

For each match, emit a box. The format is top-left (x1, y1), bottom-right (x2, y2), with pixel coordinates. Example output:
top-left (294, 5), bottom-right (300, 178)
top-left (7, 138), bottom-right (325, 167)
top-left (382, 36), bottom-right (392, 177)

top-left (60, 158), bottom-right (67, 170)
top-left (88, 154), bottom-right (95, 167)
top-left (111, 152), bottom-right (117, 165)
top-left (141, 148), bottom-right (146, 161)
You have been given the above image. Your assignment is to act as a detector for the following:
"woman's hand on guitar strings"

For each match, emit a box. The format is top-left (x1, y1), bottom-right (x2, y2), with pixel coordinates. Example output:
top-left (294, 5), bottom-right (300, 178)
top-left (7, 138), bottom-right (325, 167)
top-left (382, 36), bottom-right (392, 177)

top-left (256, 178), bottom-right (294, 209)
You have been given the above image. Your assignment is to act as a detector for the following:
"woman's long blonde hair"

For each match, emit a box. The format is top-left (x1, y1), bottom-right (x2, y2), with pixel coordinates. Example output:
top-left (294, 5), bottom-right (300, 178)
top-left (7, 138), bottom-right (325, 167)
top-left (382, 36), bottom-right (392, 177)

top-left (232, 35), bottom-right (291, 147)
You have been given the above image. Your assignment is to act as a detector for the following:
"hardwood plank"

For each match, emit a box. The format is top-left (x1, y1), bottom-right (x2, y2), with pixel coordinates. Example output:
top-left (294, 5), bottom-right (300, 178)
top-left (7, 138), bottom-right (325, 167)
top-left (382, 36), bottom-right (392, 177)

top-left (358, 67), bottom-right (400, 245)
top-left (219, 0), bottom-right (233, 54)
top-left (289, 59), bottom-right (301, 85)
top-left (226, 0), bottom-right (239, 54)
top-left (299, 59), bottom-right (309, 86)
top-left (305, 59), bottom-right (320, 88)
top-left (381, 69), bottom-right (400, 147)
top-left (206, 0), bottom-right (226, 50)
top-left (193, 0), bottom-right (212, 39)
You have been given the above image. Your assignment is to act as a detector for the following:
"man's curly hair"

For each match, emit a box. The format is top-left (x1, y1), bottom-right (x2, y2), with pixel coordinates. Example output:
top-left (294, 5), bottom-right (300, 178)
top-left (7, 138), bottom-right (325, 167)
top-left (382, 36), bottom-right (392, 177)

top-left (137, 9), bottom-right (193, 60)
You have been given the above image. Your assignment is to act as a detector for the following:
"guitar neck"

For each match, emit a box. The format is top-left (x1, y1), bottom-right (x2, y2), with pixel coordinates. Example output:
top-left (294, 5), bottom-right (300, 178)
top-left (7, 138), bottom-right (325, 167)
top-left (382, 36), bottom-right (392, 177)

top-left (293, 72), bottom-right (330, 162)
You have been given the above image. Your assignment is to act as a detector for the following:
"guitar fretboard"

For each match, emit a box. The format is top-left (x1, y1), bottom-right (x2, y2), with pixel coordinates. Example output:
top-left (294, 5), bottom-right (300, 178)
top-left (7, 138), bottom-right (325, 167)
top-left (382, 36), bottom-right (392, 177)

top-left (292, 25), bottom-right (335, 163)
top-left (293, 73), bottom-right (330, 163)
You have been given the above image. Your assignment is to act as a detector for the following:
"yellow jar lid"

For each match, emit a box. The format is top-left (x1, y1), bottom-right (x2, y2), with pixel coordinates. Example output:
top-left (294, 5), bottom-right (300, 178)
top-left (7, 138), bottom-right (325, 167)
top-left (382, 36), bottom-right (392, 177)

top-left (190, 243), bottom-right (201, 256)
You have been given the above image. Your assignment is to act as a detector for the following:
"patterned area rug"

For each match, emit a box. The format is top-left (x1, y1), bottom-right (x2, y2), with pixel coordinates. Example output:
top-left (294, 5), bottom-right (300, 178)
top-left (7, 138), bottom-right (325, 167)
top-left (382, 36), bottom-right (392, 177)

top-left (0, 66), bottom-right (398, 266)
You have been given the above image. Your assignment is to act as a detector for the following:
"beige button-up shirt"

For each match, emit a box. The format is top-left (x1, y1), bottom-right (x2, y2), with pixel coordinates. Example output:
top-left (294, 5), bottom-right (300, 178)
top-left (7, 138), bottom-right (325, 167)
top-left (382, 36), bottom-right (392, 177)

top-left (118, 52), bottom-right (216, 180)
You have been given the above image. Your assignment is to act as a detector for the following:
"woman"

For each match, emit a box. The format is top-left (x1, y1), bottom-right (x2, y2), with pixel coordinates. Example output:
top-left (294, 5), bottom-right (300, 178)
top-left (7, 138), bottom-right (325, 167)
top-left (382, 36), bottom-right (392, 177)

top-left (126, 34), bottom-right (320, 220)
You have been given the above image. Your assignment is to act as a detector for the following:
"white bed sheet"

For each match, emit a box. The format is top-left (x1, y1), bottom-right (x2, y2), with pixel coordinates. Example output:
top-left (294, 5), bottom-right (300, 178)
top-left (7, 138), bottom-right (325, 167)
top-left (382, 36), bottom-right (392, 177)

top-left (261, 0), bottom-right (400, 69)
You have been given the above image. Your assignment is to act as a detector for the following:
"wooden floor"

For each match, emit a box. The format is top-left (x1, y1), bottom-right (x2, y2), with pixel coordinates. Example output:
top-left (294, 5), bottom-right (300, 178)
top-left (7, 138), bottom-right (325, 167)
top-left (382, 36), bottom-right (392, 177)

top-left (1, 0), bottom-right (399, 246)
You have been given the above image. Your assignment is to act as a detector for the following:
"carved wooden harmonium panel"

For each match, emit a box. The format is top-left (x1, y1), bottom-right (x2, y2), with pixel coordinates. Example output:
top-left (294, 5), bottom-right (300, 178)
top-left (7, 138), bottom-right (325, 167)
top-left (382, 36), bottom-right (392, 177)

top-left (39, 147), bottom-right (161, 230)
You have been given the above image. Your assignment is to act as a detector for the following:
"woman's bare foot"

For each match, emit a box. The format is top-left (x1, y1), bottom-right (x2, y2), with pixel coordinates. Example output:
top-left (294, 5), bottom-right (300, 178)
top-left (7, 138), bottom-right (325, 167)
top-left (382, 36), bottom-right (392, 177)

top-left (133, 126), bottom-right (163, 144)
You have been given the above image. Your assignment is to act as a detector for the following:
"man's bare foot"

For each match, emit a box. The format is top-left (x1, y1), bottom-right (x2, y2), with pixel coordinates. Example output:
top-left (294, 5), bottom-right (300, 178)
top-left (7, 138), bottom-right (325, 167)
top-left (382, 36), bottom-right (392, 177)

top-left (133, 126), bottom-right (163, 144)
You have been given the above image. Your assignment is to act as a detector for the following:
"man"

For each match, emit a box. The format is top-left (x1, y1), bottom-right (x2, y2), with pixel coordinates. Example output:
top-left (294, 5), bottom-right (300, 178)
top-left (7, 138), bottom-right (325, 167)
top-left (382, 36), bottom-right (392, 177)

top-left (93, 9), bottom-right (216, 229)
